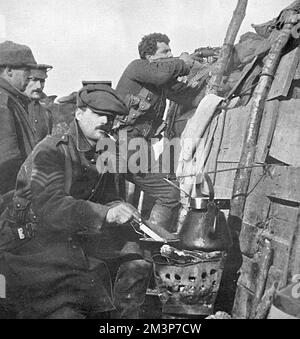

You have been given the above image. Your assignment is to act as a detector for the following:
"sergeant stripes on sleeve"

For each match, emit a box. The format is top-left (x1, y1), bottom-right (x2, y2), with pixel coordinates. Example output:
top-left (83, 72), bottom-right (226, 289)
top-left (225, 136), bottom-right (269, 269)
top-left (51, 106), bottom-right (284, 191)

top-left (31, 168), bottom-right (65, 188)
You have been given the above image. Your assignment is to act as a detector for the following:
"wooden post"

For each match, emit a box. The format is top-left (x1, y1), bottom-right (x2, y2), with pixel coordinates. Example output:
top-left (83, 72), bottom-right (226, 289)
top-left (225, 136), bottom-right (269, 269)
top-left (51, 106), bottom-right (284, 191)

top-left (230, 10), bottom-right (299, 319)
top-left (250, 239), bottom-right (273, 318)
top-left (230, 11), bottom-right (298, 221)
top-left (287, 205), bottom-right (300, 283)
top-left (206, 0), bottom-right (248, 95)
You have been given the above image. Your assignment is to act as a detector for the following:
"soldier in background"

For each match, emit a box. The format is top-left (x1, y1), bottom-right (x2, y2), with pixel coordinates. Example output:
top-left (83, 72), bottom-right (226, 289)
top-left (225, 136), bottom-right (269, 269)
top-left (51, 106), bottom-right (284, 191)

top-left (0, 40), bottom-right (51, 195)
top-left (0, 84), bottom-right (152, 319)
top-left (116, 32), bottom-right (201, 232)
top-left (25, 65), bottom-right (53, 143)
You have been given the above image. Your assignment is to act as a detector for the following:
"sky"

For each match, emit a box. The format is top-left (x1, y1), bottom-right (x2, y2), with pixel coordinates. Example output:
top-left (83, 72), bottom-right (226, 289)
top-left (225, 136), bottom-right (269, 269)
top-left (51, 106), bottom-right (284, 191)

top-left (0, 0), bottom-right (293, 98)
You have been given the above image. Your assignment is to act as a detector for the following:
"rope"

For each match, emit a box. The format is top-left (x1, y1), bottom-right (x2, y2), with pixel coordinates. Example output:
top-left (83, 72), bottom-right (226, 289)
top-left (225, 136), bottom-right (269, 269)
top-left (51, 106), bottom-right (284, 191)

top-left (167, 163), bottom-right (272, 200)
top-left (229, 81), bottom-right (259, 100)
top-left (176, 163), bottom-right (268, 179)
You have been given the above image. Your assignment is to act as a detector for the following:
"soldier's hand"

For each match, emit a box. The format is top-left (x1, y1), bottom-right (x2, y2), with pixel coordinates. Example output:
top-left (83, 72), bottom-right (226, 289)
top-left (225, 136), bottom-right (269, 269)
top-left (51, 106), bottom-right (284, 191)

top-left (194, 47), bottom-right (221, 58)
top-left (179, 52), bottom-right (194, 68)
top-left (106, 202), bottom-right (141, 225)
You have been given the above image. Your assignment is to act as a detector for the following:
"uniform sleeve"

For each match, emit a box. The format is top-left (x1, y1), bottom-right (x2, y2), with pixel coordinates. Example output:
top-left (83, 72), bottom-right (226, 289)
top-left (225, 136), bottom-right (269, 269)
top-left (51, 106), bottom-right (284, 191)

top-left (29, 139), bottom-right (110, 233)
top-left (130, 59), bottom-right (191, 86)
top-left (0, 103), bottom-right (24, 195)
top-left (165, 80), bottom-right (201, 108)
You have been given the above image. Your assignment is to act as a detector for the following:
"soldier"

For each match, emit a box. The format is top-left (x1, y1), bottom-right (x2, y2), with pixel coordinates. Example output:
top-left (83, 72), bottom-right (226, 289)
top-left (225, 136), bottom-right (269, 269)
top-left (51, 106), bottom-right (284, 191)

top-left (24, 65), bottom-right (53, 143)
top-left (0, 40), bottom-right (51, 195)
top-left (116, 32), bottom-right (201, 231)
top-left (0, 84), bottom-right (152, 319)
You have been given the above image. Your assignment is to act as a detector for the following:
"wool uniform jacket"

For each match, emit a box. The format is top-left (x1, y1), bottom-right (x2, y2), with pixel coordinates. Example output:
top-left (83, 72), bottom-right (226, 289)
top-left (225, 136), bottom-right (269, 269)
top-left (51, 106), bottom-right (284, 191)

top-left (28, 100), bottom-right (53, 144)
top-left (1, 120), bottom-right (130, 318)
top-left (116, 58), bottom-right (199, 136)
top-left (0, 78), bottom-right (36, 195)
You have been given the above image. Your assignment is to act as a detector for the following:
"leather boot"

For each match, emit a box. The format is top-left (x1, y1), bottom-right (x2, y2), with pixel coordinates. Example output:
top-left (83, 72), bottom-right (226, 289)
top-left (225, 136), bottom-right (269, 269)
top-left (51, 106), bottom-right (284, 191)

top-left (147, 204), bottom-right (179, 235)
top-left (112, 259), bottom-right (152, 319)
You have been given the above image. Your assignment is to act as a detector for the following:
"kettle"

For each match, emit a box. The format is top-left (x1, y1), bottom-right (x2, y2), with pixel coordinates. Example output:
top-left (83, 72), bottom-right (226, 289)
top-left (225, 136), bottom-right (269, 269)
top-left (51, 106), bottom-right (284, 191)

top-left (179, 174), bottom-right (232, 252)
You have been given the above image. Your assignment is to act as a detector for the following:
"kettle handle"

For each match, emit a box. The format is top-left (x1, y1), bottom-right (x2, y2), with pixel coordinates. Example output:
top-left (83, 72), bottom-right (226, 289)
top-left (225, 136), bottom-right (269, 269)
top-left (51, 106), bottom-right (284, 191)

top-left (204, 173), bottom-right (216, 234)
top-left (203, 173), bottom-right (214, 202)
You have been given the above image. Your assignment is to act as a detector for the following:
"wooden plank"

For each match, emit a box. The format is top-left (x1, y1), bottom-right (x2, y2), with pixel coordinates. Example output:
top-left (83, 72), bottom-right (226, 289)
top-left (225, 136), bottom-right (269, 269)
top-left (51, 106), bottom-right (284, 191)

top-left (266, 166), bottom-right (300, 203)
top-left (239, 240), bottom-right (272, 291)
top-left (254, 282), bottom-right (277, 319)
top-left (203, 101), bottom-right (250, 199)
top-left (271, 239), bottom-right (290, 273)
top-left (294, 58), bottom-right (300, 80)
top-left (238, 255), bottom-right (259, 293)
top-left (213, 162), bottom-right (237, 199)
top-left (232, 283), bottom-right (255, 319)
top-left (255, 99), bottom-right (280, 164)
top-left (231, 17), bottom-right (295, 223)
top-left (266, 266), bottom-right (284, 290)
top-left (263, 202), bottom-right (299, 288)
top-left (234, 242), bottom-right (272, 319)
top-left (286, 206), bottom-right (300, 284)
top-left (269, 99), bottom-right (300, 166)
top-left (239, 222), bottom-right (260, 257)
top-left (239, 203), bottom-right (298, 284)
top-left (243, 167), bottom-right (271, 227)
top-left (250, 239), bottom-right (273, 318)
top-left (269, 201), bottom-right (299, 224)
top-left (203, 102), bottom-right (250, 199)
top-left (268, 47), bottom-right (300, 100)
top-left (241, 202), bottom-right (298, 255)
top-left (218, 103), bottom-right (250, 163)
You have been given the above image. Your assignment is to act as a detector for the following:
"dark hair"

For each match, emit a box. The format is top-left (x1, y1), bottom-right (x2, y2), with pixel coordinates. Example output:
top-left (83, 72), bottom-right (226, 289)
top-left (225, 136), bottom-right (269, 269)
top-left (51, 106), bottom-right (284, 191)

top-left (138, 33), bottom-right (170, 59)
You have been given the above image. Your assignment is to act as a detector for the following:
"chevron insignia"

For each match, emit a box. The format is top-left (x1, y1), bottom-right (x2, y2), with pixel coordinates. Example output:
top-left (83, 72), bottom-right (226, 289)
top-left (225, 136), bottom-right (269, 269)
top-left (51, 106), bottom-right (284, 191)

top-left (31, 169), bottom-right (64, 188)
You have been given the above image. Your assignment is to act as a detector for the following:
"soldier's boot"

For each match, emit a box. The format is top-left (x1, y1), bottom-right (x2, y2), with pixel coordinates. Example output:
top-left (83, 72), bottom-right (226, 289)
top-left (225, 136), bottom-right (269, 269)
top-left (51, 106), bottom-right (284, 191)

top-left (112, 259), bottom-right (152, 319)
top-left (147, 204), bottom-right (179, 234)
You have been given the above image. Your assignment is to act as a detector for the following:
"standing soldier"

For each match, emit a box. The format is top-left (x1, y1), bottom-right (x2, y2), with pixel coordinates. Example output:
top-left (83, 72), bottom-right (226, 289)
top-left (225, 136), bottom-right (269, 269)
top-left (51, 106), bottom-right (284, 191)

top-left (0, 40), bottom-right (51, 195)
top-left (24, 65), bottom-right (53, 143)
top-left (116, 32), bottom-right (201, 231)
top-left (0, 84), bottom-right (152, 319)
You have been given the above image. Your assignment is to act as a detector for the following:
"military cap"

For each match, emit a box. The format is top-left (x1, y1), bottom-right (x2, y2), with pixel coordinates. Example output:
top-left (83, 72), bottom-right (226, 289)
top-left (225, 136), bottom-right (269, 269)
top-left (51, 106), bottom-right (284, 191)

top-left (82, 80), bottom-right (112, 87)
top-left (57, 91), bottom-right (77, 104)
top-left (0, 40), bottom-right (52, 69)
top-left (77, 84), bottom-right (128, 116)
top-left (30, 65), bottom-right (53, 80)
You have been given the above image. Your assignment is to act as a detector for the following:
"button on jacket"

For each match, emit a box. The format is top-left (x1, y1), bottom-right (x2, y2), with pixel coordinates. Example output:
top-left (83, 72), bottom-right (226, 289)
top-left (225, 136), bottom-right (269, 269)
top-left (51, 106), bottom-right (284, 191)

top-left (2, 120), bottom-right (123, 318)
top-left (0, 78), bottom-right (36, 195)
top-left (28, 100), bottom-right (53, 144)
top-left (116, 58), bottom-right (198, 137)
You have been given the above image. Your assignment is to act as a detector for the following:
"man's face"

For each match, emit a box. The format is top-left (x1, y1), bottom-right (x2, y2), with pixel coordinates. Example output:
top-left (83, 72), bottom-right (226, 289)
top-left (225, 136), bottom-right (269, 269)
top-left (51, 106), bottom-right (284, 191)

top-left (10, 68), bottom-right (31, 92)
top-left (25, 76), bottom-right (45, 100)
top-left (76, 107), bottom-right (110, 144)
top-left (148, 42), bottom-right (173, 61)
